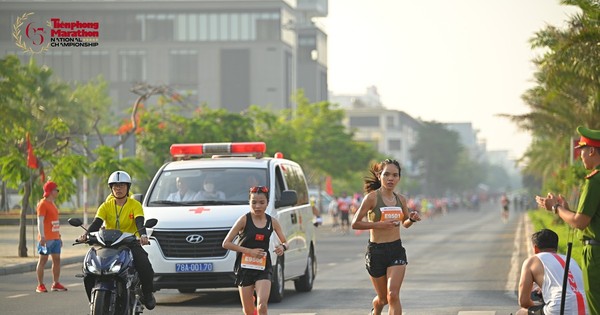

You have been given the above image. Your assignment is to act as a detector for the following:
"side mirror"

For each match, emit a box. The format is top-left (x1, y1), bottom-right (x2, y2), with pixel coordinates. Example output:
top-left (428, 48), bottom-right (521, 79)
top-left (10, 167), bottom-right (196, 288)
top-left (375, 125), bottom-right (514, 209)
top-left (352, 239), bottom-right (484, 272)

top-left (275, 190), bottom-right (297, 208)
top-left (132, 193), bottom-right (144, 203)
top-left (144, 218), bottom-right (158, 228)
top-left (68, 218), bottom-right (83, 227)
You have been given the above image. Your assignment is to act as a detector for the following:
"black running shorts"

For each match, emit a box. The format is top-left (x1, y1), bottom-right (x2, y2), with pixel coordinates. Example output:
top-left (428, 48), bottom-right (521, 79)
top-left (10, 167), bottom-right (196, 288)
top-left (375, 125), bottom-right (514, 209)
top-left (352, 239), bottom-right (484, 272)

top-left (365, 239), bottom-right (407, 278)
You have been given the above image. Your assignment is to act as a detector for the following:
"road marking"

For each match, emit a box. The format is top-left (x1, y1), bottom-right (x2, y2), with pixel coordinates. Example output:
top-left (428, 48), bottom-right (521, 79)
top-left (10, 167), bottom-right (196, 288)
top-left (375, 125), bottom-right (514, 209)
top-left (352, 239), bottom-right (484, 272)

top-left (7, 294), bottom-right (29, 299)
top-left (457, 312), bottom-right (496, 315)
top-left (67, 283), bottom-right (82, 287)
top-left (280, 313), bottom-right (317, 315)
top-left (505, 215), bottom-right (523, 296)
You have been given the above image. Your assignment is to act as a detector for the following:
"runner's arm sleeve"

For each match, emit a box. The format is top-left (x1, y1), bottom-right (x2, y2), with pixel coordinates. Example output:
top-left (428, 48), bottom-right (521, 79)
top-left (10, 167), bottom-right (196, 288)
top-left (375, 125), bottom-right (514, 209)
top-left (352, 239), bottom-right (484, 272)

top-left (37, 216), bottom-right (45, 238)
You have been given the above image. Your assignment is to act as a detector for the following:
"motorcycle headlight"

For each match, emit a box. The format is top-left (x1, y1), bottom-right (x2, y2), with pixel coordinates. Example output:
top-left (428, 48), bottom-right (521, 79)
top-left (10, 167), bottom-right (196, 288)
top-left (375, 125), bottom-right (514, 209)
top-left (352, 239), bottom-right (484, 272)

top-left (106, 260), bottom-right (122, 274)
top-left (86, 261), bottom-right (101, 275)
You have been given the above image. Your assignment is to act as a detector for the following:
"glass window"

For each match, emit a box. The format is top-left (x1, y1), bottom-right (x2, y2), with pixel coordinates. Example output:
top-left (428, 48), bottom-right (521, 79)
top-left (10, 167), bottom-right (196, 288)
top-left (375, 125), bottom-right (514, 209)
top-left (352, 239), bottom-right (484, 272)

top-left (388, 139), bottom-right (402, 151)
top-left (240, 14), bottom-right (250, 40)
top-left (349, 116), bottom-right (380, 127)
top-left (282, 164), bottom-right (309, 205)
top-left (119, 50), bottom-right (146, 82)
top-left (188, 14), bottom-right (197, 41)
top-left (145, 14), bottom-right (174, 41)
top-left (146, 168), bottom-right (268, 206)
top-left (219, 13), bottom-right (228, 40)
top-left (198, 14), bottom-right (208, 41)
top-left (169, 50), bottom-right (198, 85)
top-left (81, 50), bottom-right (110, 81)
top-left (230, 13), bottom-right (239, 41)
top-left (40, 51), bottom-right (74, 81)
top-left (209, 14), bottom-right (218, 41)
top-left (176, 14), bottom-right (187, 41)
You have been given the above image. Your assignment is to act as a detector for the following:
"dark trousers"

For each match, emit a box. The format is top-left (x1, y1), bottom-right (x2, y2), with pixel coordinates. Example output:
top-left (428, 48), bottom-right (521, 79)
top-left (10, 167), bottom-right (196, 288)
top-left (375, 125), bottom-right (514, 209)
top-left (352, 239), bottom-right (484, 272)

top-left (130, 243), bottom-right (154, 295)
top-left (84, 243), bottom-right (154, 300)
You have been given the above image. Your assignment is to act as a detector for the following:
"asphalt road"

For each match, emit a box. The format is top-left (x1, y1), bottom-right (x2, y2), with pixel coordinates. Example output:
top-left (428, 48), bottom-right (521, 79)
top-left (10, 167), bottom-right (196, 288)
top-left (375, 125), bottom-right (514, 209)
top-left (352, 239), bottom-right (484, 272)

top-left (0, 204), bottom-right (527, 315)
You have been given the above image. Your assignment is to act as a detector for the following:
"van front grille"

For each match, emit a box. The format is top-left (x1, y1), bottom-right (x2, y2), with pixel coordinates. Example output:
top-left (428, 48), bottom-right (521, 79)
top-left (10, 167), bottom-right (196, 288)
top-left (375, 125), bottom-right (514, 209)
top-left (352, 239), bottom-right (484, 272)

top-left (152, 230), bottom-right (229, 258)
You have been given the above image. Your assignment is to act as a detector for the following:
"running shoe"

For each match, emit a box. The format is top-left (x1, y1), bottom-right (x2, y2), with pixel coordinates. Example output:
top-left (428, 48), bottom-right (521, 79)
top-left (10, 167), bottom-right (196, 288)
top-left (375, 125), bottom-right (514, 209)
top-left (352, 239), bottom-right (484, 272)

top-left (36, 284), bottom-right (47, 293)
top-left (51, 282), bottom-right (68, 291)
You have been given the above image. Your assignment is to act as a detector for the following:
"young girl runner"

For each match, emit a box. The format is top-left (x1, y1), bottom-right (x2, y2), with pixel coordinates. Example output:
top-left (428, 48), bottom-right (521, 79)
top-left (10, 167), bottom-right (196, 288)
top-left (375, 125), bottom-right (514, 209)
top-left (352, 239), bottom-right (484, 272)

top-left (222, 186), bottom-right (287, 315)
top-left (351, 159), bottom-right (421, 315)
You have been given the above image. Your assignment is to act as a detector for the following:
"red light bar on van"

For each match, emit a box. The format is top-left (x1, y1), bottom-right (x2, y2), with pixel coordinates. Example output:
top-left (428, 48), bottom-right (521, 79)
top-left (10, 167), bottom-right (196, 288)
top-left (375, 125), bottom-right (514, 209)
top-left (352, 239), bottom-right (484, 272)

top-left (170, 142), bottom-right (267, 158)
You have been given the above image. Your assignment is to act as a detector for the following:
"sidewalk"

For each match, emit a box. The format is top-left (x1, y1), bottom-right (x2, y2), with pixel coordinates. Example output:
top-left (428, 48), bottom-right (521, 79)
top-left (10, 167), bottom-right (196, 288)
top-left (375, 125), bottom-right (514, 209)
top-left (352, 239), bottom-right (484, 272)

top-left (0, 223), bottom-right (88, 276)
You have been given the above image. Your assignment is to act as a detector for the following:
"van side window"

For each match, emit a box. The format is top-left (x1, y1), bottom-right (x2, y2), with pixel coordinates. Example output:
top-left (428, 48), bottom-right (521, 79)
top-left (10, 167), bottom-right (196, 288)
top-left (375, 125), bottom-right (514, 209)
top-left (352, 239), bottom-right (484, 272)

top-left (281, 163), bottom-right (309, 205)
top-left (274, 166), bottom-right (285, 202)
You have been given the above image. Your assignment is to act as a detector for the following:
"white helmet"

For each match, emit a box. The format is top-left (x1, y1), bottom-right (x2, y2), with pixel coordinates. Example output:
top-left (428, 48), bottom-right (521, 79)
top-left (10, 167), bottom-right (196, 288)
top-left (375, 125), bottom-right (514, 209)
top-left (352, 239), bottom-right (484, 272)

top-left (107, 171), bottom-right (132, 186)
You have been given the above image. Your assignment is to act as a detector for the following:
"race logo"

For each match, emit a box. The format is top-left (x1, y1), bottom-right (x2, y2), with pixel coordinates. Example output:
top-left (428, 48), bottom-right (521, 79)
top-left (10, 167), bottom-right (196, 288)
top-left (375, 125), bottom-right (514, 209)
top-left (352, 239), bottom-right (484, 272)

top-left (12, 12), bottom-right (100, 54)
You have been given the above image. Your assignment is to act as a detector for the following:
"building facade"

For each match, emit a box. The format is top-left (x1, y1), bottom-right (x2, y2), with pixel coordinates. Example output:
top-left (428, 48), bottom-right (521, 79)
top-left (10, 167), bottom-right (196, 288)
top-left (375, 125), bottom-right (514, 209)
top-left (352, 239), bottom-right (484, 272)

top-left (332, 87), bottom-right (421, 175)
top-left (0, 0), bottom-right (328, 116)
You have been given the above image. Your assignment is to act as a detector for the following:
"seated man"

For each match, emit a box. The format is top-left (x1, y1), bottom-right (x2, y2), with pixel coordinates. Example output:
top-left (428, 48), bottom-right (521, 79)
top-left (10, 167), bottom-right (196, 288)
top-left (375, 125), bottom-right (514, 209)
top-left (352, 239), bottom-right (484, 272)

top-left (167, 177), bottom-right (196, 201)
top-left (194, 176), bottom-right (225, 200)
top-left (516, 229), bottom-right (587, 315)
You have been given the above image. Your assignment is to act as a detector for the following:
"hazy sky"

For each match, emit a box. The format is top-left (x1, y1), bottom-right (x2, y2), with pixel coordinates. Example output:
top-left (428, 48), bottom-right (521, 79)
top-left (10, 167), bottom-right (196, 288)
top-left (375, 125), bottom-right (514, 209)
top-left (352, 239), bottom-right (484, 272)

top-left (322, 0), bottom-right (579, 159)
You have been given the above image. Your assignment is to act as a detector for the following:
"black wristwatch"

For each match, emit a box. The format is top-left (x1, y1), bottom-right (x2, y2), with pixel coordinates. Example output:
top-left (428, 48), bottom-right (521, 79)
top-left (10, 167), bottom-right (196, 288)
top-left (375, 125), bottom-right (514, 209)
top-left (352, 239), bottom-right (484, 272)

top-left (552, 204), bottom-right (560, 214)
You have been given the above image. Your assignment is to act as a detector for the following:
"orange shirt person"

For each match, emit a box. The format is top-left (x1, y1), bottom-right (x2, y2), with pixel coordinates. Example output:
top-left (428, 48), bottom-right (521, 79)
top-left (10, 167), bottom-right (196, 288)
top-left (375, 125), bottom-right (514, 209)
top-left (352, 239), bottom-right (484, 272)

top-left (35, 181), bottom-right (67, 293)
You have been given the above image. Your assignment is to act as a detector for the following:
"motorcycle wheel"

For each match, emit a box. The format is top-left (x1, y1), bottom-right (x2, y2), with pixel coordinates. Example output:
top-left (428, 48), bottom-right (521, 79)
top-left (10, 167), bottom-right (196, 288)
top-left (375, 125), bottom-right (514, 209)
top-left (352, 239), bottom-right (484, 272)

top-left (91, 290), bottom-right (113, 315)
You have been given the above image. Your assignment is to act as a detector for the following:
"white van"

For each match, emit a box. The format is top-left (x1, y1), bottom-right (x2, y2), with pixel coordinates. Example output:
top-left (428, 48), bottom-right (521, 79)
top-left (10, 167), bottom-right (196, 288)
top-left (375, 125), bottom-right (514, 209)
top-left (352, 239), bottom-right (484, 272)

top-left (135, 142), bottom-right (317, 302)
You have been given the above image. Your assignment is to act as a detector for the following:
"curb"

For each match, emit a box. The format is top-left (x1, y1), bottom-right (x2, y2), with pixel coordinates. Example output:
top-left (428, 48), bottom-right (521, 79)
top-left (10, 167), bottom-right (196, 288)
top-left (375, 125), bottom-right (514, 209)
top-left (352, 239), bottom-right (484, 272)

top-left (0, 255), bottom-right (84, 276)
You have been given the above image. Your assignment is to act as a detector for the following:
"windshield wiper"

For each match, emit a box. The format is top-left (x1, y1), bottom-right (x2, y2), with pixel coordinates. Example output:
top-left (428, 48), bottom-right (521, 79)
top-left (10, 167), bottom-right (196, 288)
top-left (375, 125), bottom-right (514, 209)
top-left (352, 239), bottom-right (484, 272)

top-left (148, 200), bottom-right (185, 206)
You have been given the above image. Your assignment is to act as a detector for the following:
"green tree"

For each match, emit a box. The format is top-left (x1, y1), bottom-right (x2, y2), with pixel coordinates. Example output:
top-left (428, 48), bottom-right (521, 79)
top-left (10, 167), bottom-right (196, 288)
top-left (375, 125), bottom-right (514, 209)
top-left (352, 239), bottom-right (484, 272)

top-left (502, 0), bottom-right (600, 194)
top-left (0, 55), bottom-right (88, 257)
top-left (411, 121), bottom-right (474, 196)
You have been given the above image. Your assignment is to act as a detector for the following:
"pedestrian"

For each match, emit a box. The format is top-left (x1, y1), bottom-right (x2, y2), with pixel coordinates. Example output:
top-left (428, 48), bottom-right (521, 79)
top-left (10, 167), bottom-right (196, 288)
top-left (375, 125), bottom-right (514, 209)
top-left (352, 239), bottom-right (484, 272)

top-left (35, 181), bottom-right (67, 293)
top-left (351, 159), bottom-right (421, 315)
top-left (77, 170), bottom-right (156, 310)
top-left (338, 192), bottom-right (352, 234)
top-left (328, 195), bottom-right (340, 229)
top-left (501, 193), bottom-right (510, 222)
top-left (535, 125), bottom-right (600, 314)
top-left (516, 229), bottom-right (587, 315)
top-left (222, 186), bottom-right (287, 315)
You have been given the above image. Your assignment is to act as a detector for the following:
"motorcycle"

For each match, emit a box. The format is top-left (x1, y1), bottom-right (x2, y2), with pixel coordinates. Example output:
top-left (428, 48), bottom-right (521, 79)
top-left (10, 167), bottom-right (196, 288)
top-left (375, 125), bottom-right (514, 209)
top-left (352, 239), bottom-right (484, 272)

top-left (68, 218), bottom-right (158, 315)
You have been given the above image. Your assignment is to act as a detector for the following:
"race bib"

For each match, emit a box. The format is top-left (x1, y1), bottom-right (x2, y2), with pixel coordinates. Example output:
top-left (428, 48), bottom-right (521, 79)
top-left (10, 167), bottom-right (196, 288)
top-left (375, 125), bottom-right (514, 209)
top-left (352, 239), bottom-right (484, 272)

top-left (241, 253), bottom-right (267, 270)
top-left (51, 220), bottom-right (60, 232)
top-left (380, 207), bottom-right (404, 222)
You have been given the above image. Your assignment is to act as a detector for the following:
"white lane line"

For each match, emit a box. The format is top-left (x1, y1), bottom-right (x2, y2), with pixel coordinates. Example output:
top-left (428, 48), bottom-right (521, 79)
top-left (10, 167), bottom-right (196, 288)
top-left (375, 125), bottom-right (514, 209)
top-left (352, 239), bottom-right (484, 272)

top-left (505, 214), bottom-right (523, 296)
top-left (7, 294), bottom-right (29, 299)
top-left (66, 283), bottom-right (82, 287)
top-left (280, 313), bottom-right (317, 315)
top-left (457, 312), bottom-right (496, 315)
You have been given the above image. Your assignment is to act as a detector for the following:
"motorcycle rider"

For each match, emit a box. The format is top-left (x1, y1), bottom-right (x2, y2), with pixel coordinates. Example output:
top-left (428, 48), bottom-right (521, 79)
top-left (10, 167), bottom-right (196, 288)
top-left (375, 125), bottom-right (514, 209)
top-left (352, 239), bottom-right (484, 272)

top-left (77, 170), bottom-right (156, 310)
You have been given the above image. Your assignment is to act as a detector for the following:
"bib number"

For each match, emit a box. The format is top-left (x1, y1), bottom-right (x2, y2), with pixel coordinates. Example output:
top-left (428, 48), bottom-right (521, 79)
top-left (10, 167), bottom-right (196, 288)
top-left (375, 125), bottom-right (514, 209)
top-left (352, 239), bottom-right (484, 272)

top-left (380, 207), bottom-right (404, 222)
top-left (241, 253), bottom-right (267, 270)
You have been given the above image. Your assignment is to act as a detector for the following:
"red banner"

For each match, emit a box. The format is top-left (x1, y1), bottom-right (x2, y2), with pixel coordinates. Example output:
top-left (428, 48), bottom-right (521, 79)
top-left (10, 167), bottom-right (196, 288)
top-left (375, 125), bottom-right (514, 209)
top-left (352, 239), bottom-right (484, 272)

top-left (325, 176), bottom-right (334, 196)
top-left (26, 133), bottom-right (38, 169)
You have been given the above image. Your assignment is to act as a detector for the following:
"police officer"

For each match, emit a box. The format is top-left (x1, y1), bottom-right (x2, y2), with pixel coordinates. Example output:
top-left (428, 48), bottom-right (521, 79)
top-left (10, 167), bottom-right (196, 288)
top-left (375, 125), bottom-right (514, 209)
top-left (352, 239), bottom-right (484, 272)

top-left (536, 125), bottom-right (600, 314)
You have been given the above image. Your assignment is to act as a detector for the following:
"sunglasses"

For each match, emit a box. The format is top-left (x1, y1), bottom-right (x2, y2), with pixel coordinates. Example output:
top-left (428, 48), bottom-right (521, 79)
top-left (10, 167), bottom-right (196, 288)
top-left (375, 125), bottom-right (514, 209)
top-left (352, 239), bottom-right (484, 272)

top-left (249, 186), bottom-right (269, 193)
top-left (384, 158), bottom-right (399, 164)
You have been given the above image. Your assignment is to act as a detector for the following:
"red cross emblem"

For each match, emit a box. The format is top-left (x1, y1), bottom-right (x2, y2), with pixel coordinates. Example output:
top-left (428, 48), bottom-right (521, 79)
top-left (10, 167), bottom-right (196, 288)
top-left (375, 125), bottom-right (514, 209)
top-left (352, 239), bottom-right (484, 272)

top-left (189, 207), bottom-right (211, 214)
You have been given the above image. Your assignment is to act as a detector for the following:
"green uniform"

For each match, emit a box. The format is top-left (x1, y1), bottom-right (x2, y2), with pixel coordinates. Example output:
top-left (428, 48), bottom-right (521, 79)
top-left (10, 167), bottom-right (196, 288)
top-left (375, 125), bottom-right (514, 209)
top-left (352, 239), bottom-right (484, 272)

top-left (578, 166), bottom-right (600, 315)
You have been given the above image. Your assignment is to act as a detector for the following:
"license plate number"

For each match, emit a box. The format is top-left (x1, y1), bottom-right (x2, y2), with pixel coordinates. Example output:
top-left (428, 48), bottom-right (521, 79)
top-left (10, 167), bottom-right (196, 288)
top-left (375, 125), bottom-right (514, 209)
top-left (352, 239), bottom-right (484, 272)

top-left (176, 263), bottom-right (213, 272)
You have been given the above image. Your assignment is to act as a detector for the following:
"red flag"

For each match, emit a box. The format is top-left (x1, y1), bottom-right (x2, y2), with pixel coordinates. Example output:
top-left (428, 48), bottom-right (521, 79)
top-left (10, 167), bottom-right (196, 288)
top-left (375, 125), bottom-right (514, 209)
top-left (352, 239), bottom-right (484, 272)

top-left (26, 133), bottom-right (38, 169)
top-left (325, 176), bottom-right (334, 196)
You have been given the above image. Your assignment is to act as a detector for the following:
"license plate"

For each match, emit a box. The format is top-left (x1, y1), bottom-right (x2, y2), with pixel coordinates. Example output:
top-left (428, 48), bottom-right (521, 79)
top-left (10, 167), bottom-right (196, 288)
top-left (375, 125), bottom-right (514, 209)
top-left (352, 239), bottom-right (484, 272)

top-left (175, 263), bottom-right (213, 272)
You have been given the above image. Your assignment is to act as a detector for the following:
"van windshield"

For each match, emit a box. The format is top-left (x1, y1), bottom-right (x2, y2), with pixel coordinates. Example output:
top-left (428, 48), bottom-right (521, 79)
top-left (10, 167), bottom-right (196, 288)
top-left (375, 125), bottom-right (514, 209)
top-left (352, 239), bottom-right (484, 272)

top-left (146, 168), bottom-right (267, 207)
